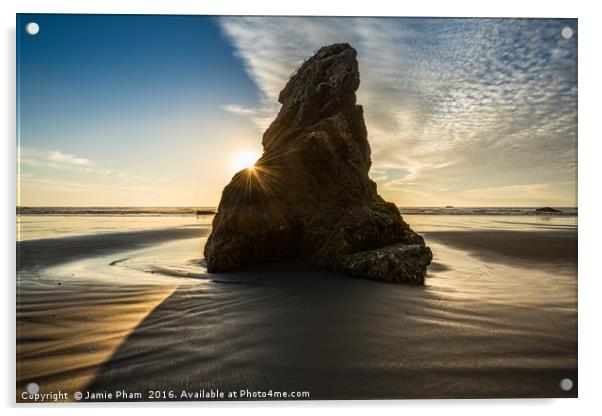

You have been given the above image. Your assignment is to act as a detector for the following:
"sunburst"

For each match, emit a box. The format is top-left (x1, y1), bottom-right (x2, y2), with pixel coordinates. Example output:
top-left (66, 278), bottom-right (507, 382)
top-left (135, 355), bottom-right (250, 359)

top-left (231, 150), bottom-right (261, 173)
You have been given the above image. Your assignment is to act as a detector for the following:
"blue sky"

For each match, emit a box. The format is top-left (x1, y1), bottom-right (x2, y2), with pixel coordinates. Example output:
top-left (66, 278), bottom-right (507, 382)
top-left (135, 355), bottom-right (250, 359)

top-left (17, 15), bottom-right (577, 206)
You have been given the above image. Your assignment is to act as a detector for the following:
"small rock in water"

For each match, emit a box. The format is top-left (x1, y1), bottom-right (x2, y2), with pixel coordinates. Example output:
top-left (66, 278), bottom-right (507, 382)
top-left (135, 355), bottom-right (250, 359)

top-left (196, 210), bottom-right (216, 215)
top-left (204, 43), bottom-right (432, 284)
top-left (535, 207), bottom-right (562, 213)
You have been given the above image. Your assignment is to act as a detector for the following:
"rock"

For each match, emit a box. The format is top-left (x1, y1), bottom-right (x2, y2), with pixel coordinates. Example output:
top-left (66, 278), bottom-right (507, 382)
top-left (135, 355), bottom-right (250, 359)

top-left (196, 210), bottom-right (216, 216)
top-left (204, 43), bottom-right (432, 284)
top-left (535, 207), bottom-right (562, 213)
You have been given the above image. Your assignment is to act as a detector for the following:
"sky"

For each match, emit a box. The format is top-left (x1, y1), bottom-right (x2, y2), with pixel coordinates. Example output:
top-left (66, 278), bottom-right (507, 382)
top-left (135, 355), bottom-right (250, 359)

top-left (17, 15), bottom-right (577, 207)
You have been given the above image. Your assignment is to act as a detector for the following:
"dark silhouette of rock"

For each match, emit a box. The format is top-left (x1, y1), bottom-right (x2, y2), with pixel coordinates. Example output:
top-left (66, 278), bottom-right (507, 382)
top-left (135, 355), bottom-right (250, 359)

top-left (204, 43), bottom-right (432, 284)
top-left (535, 207), bottom-right (562, 213)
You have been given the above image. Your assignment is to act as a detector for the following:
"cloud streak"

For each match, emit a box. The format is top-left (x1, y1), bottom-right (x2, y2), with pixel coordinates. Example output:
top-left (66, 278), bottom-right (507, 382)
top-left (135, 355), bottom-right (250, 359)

top-left (19, 147), bottom-right (127, 178)
top-left (20, 148), bottom-right (93, 170)
top-left (46, 150), bottom-right (91, 166)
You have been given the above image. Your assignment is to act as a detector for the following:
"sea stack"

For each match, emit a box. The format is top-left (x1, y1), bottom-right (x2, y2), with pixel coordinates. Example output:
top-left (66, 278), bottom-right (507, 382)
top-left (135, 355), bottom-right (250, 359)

top-left (205, 43), bottom-right (432, 283)
top-left (535, 207), bottom-right (562, 213)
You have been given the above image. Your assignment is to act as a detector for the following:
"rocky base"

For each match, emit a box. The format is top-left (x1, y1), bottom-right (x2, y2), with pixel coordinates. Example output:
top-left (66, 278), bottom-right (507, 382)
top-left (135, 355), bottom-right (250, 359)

top-left (331, 244), bottom-right (432, 284)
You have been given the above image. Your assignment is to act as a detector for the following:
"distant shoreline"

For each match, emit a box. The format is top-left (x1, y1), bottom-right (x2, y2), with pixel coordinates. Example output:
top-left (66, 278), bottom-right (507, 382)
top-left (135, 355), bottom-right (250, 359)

top-left (16, 206), bottom-right (578, 216)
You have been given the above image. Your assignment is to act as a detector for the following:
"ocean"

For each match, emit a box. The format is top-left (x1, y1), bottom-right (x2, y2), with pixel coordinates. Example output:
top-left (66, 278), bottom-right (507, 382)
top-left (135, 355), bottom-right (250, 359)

top-left (16, 206), bottom-right (578, 242)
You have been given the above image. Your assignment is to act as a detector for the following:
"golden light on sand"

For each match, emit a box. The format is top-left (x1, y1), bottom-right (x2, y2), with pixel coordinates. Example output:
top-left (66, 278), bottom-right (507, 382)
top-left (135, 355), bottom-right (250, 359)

top-left (231, 150), bottom-right (261, 173)
top-left (16, 285), bottom-right (178, 401)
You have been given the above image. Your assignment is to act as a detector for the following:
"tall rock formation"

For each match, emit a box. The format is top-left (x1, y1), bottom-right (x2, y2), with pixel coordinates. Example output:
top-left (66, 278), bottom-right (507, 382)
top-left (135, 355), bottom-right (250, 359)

top-left (204, 43), bottom-right (432, 283)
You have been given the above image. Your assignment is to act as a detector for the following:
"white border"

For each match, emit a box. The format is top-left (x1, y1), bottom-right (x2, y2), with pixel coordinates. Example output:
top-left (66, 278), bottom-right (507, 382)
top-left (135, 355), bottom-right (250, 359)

top-left (3, 1), bottom-right (602, 415)
top-left (5, 0), bottom-right (584, 17)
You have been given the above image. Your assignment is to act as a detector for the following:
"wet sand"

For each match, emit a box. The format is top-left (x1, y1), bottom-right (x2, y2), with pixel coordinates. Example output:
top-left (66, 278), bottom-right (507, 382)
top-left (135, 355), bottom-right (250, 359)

top-left (17, 284), bottom-right (176, 398)
top-left (16, 220), bottom-right (578, 401)
top-left (17, 226), bottom-right (204, 271)
top-left (425, 230), bottom-right (577, 267)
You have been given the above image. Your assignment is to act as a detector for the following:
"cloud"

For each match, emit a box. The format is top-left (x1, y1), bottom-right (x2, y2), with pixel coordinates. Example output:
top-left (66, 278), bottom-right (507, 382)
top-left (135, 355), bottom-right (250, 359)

top-left (19, 147), bottom-right (122, 178)
top-left (220, 104), bottom-right (276, 131)
top-left (20, 148), bottom-right (93, 170)
top-left (218, 17), bottom-right (577, 206)
top-left (46, 151), bottom-right (92, 166)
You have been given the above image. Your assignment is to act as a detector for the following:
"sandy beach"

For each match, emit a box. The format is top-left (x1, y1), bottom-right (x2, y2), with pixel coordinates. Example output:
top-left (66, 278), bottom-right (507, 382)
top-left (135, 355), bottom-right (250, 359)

top-left (16, 214), bottom-right (577, 401)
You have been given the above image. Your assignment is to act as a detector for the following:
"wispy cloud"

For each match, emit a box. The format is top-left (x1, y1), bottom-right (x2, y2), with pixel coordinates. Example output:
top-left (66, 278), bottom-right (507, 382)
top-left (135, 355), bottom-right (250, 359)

top-left (20, 148), bottom-right (93, 170)
top-left (45, 150), bottom-right (91, 166)
top-left (218, 17), bottom-right (577, 206)
top-left (220, 104), bottom-right (276, 131)
top-left (19, 147), bottom-right (125, 178)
